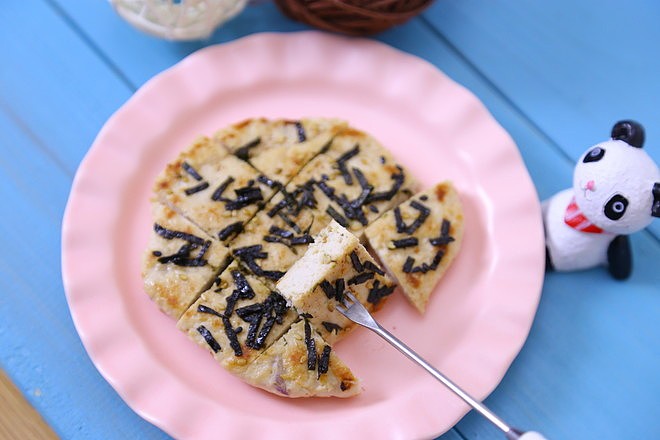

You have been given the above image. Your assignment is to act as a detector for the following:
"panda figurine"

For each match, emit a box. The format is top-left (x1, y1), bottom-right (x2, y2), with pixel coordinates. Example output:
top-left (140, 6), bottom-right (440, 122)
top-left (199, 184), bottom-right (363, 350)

top-left (543, 120), bottom-right (660, 279)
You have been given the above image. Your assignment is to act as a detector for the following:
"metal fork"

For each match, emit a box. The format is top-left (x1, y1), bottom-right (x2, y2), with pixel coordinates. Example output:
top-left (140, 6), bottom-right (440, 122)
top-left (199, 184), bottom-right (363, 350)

top-left (336, 292), bottom-right (547, 440)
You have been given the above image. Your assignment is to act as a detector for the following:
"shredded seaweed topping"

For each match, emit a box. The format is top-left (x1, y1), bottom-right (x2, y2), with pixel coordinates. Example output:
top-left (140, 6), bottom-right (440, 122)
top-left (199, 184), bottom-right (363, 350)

top-left (152, 251), bottom-right (162, 257)
top-left (365, 167), bottom-right (405, 203)
top-left (350, 187), bottom-right (373, 211)
top-left (218, 221), bottom-right (243, 241)
top-left (197, 304), bottom-right (224, 319)
top-left (392, 237), bottom-right (419, 249)
top-left (402, 250), bottom-right (445, 274)
top-left (277, 212), bottom-right (302, 234)
top-left (352, 167), bottom-right (370, 190)
top-left (264, 225), bottom-right (314, 248)
top-left (349, 251), bottom-right (364, 273)
top-left (211, 176), bottom-right (235, 201)
top-left (224, 186), bottom-right (263, 210)
top-left (363, 260), bottom-right (385, 276)
top-left (222, 316), bottom-right (243, 356)
top-left (233, 245), bottom-right (285, 280)
top-left (317, 345), bottom-right (331, 378)
top-left (336, 144), bottom-right (360, 185)
top-left (304, 319), bottom-right (317, 370)
top-left (251, 293), bottom-right (289, 349)
top-left (430, 219), bottom-right (455, 246)
top-left (321, 321), bottom-right (342, 334)
top-left (257, 175), bottom-right (282, 189)
top-left (326, 205), bottom-right (349, 227)
top-left (393, 200), bottom-right (430, 235)
top-left (348, 271), bottom-right (375, 286)
top-left (223, 270), bottom-right (256, 316)
top-left (367, 280), bottom-right (396, 304)
top-left (153, 224), bottom-right (210, 267)
top-left (295, 121), bottom-right (306, 142)
top-left (369, 205), bottom-right (379, 213)
top-left (402, 257), bottom-right (415, 273)
top-left (289, 235), bottom-right (314, 245)
top-left (319, 279), bottom-right (345, 302)
top-left (182, 161), bottom-right (204, 181)
top-left (232, 270), bottom-right (255, 299)
top-left (420, 195), bottom-right (428, 201)
top-left (269, 226), bottom-right (293, 238)
top-left (184, 181), bottom-right (209, 195)
top-left (197, 325), bottom-right (221, 353)
top-left (234, 138), bottom-right (261, 161)
top-left (154, 223), bottom-right (205, 244)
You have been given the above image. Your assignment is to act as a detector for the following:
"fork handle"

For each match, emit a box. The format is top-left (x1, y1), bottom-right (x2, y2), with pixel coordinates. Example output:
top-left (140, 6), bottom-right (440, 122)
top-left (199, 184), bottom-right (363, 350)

top-left (371, 323), bottom-right (542, 439)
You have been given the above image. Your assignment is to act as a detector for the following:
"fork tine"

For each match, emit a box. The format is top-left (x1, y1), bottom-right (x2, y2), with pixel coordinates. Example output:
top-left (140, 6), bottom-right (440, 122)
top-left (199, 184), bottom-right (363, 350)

top-left (345, 291), bottom-right (359, 305)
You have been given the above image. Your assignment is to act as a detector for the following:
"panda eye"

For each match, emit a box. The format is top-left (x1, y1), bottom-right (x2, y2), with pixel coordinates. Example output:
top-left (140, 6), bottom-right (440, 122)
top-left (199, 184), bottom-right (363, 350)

top-left (604, 194), bottom-right (629, 220)
top-left (583, 147), bottom-right (605, 163)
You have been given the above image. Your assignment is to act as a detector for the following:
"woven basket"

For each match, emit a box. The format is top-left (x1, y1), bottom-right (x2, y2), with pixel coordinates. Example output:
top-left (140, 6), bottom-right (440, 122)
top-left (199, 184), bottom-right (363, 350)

top-left (274, 0), bottom-right (433, 36)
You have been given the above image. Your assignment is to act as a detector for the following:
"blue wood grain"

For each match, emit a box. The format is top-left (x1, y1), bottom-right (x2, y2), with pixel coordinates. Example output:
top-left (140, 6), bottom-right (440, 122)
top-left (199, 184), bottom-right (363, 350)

top-left (0, 1), bottom-right (135, 175)
top-left (0, 108), bottom-right (170, 439)
top-left (423, 0), bottom-right (660, 238)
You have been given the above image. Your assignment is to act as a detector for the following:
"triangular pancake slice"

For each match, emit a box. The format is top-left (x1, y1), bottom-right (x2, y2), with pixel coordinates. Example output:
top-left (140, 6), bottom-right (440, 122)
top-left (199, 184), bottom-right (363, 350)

top-left (142, 203), bottom-right (230, 319)
top-left (242, 319), bottom-right (360, 398)
top-left (177, 261), bottom-right (298, 375)
top-left (364, 182), bottom-right (464, 313)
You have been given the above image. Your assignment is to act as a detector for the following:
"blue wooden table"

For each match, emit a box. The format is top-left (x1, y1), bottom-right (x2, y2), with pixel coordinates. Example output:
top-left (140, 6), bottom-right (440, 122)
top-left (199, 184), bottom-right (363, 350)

top-left (1, 1), bottom-right (658, 439)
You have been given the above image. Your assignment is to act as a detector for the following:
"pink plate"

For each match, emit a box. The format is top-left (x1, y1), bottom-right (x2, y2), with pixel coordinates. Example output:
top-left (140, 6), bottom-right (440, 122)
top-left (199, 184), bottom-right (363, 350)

top-left (62, 32), bottom-right (544, 439)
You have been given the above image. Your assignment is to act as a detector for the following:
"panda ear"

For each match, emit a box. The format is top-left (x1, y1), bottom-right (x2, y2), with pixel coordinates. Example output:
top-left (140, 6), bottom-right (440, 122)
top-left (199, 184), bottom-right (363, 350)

top-left (653, 183), bottom-right (660, 218)
top-left (611, 120), bottom-right (645, 148)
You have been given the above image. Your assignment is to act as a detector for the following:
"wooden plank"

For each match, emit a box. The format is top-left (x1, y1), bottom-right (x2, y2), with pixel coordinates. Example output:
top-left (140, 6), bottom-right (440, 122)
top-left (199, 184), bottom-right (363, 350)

top-left (422, 0), bottom-right (660, 238)
top-left (0, 83), bottom-right (171, 440)
top-left (0, 1), bottom-right (134, 176)
top-left (0, 369), bottom-right (58, 440)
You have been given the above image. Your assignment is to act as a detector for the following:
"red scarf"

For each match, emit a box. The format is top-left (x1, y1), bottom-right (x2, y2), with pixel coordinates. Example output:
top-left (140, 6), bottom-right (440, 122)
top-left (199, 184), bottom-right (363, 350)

top-left (564, 197), bottom-right (603, 233)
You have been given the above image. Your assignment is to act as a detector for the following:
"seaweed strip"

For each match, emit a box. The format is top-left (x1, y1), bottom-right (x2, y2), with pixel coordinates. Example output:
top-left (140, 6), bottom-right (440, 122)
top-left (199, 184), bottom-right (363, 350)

top-left (320, 280), bottom-right (335, 299)
top-left (304, 319), bottom-right (317, 371)
top-left (363, 260), bottom-right (385, 276)
top-left (392, 237), bottom-right (419, 249)
top-left (211, 176), bottom-right (235, 201)
top-left (326, 205), bottom-right (349, 227)
top-left (218, 221), bottom-right (243, 241)
top-left (290, 235), bottom-right (314, 245)
top-left (154, 224), bottom-right (206, 245)
top-left (234, 138), bottom-right (261, 161)
top-left (365, 168), bottom-right (405, 203)
top-left (197, 304), bottom-right (224, 319)
top-left (349, 251), bottom-right (363, 273)
top-left (348, 272), bottom-right (375, 286)
top-left (182, 162), bottom-right (204, 181)
top-left (367, 280), bottom-right (396, 305)
top-left (222, 316), bottom-right (243, 356)
top-left (184, 181), bottom-right (209, 195)
top-left (197, 325), bottom-right (221, 353)
top-left (430, 219), bottom-right (455, 246)
top-left (336, 144), bottom-right (360, 185)
top-left (224, 186), bottom-right (263, 210)
top-left (394, 201), bottom-right (430, 235)
top-left (321, 321), bottom-right (342, 334)
top-left (295, 121), bottom-right (306, 142)
top-left (317, 345), bottom-right (331, 378)
top-left (402, 257), bottom-right (415, 273)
